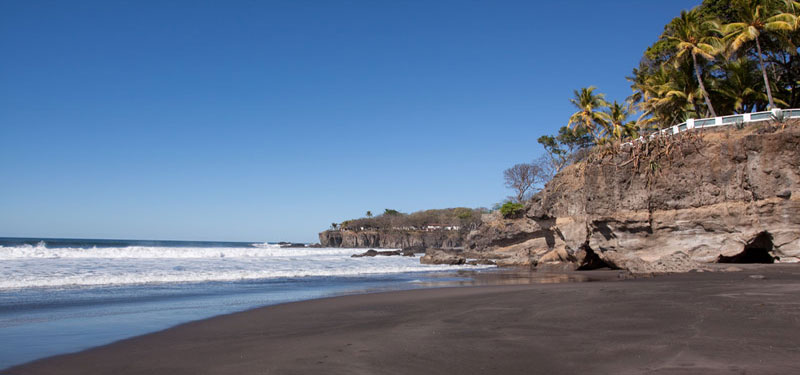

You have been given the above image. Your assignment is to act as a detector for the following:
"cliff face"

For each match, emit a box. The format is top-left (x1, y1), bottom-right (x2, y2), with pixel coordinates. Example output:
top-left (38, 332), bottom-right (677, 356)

top-left (319, 229), bottom-right (464, 249)
top-left (465, 126), bottom-right (800, 271)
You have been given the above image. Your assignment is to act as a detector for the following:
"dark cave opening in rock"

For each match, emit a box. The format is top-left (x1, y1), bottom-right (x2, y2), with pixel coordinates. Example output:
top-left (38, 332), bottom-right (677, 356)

top-left (718, 231), bottom-right (776, 264)
top-left (577, 246), bottom-right (613, 270)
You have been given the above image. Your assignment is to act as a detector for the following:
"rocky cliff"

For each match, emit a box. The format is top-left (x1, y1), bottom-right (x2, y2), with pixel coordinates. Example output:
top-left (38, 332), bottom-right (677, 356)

top-left (456, 126), bottom-right (800, 272)
top-left (319, 229), bottom-right (464, 249)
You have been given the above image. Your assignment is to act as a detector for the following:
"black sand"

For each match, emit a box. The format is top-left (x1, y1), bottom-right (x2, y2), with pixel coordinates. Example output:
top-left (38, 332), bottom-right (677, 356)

top-left (7, 266), bottom-right (800, 374)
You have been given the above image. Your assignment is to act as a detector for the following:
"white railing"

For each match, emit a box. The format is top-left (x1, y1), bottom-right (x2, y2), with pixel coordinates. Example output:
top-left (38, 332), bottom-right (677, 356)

top-left (624, 108), bottom-right (800, 146)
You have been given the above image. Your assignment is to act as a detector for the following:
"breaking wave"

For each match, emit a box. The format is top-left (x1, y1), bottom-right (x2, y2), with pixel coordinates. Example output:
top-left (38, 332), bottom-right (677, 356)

top-left (0, 263), bottom-right (486, 290)
top-left (0, 241), bottom-right (493, 290)
top-left (0, 242), bottom-right (355, 259)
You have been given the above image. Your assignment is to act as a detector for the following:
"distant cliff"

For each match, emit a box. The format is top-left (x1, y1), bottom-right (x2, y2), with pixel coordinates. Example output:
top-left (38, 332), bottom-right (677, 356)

top-left (319, 207), bottom-right (483, 249)
top-left (434, 125), bottom-right (800, 272)
top-left (319, 229), bottom-right (465, 249)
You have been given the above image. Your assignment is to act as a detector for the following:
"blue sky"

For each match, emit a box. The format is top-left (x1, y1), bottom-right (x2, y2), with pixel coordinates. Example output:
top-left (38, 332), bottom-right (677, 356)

top-left (0, 0), bottom-right (700, 242)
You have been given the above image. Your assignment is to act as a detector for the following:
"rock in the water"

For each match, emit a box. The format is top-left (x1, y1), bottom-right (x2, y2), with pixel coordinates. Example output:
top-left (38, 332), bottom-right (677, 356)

top-left (402, 245), bottom-right (427, 256)
top-left (351, 249), bottom-right (403, 258)
top-left (351, 249), bottom-right (379, 258)
top-left (420, 248), bottom-right (466, 265)
top-left (378, 250), bottom-right (402, 256)
top-left (279, 242), bottom-right (309, 248)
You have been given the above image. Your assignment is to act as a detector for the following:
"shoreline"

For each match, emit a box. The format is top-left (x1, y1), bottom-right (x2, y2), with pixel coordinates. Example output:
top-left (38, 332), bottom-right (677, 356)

top-left (7, 265), bottom-right (800, 374)
top-left (0, 266), bottom-right (499, 369)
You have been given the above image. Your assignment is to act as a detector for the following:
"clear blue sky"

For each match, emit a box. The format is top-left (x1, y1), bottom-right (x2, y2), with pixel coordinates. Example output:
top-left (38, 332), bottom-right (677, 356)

top-left (1, 0), bottom-right (700, 242)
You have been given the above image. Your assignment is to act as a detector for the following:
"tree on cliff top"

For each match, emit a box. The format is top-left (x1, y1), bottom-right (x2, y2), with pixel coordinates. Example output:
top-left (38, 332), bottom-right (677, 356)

top-left (605, 100), bottom-right (638, 140)
top-left (538, 125), bottom-right (593, 173)
top-left (503, 161), bottom-right (549, 203)
top-left (722, 0), bottom-right (795, 109)
top-left (665, 8), bottom-right (722, 117)
top-left (567, 86), bottom-right (611, 141)
top-left (627, 0), bottom-right (800, 125)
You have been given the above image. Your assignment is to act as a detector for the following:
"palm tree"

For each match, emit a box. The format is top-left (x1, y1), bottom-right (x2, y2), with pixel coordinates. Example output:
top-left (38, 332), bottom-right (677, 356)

top-left (366, 211), bottom-right (373, 218)
top-left (665, 9), bottom-right (722, 118)
top-left (626, 67), bottom-right (646, 109)
top-left (567, 86), bottom-right (610, 141)
top-left (781, 0), bottom-right (800, 28)
top-left (604, 101), bottom-right (634, 140)
top-left (635, 63), bottom-right (702, 130)
top-left (714, 58), bottom-right (772, 113)
top-left (723, 0), bottom-right (794, 109)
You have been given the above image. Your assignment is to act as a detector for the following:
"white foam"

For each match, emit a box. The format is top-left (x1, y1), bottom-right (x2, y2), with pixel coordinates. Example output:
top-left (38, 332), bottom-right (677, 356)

top-left (0, 244), bottom-right (493, 290)
top-left (0, 263), bottom-right (490, 289)
top-left (0, 243), bottom-right (354, 259)
top-left (250, 242), bottom-right (280, 248)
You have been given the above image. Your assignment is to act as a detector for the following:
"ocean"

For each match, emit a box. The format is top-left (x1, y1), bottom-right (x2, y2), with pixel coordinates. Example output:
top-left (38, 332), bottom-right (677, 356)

top-left (0, 237), bottom-right (492, 369)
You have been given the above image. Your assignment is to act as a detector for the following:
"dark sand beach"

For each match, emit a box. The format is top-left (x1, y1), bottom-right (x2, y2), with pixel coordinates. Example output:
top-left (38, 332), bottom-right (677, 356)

top-left (7, 265), bottom-right (800, 375)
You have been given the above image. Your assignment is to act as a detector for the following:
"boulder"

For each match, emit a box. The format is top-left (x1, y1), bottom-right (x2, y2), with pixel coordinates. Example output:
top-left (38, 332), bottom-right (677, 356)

top-left (279, 243), bottom-right (308, 248)
top-left (351, 249), bottom-right (403, 258)
top-left (402, 245), bottom-right (427, 256)
top-left (420, 248), bottom-right (466, 265)
top-left (351, 249), bottom-right (379, 258)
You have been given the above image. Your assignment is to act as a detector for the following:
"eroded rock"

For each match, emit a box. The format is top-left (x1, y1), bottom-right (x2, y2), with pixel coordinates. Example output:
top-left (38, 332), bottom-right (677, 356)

top-left (462, 127), bottom-right (800, 272)
top-left (420, 248), bottom-right (466, 265)
top-left (320, 229), bottom-right (465, 249)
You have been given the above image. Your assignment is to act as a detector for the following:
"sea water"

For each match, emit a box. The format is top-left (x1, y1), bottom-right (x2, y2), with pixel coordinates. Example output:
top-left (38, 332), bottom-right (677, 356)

top-left (0, 237), bottom-right (492, 369)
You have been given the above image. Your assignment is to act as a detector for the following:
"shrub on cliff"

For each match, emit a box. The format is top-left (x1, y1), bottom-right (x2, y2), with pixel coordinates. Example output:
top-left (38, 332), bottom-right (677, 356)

top-left (500, 202), bottom-right (525, 218)
top-left (454, 207), bottom-right (474, 220)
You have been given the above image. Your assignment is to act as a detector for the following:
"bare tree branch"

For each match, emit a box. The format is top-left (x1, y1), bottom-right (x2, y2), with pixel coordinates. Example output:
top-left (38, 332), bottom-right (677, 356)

top-left (503, 161), bottom-right (549, 202)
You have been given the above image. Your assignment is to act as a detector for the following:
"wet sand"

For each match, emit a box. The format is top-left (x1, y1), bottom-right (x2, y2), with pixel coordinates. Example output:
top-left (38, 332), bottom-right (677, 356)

top-left (7, 265), bottom-right (800, 375)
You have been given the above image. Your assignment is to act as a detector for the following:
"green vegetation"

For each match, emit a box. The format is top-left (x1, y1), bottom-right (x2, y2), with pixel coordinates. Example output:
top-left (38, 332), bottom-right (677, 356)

top-left (567, 87), bottom-right (611, 142)
top-left (722, 0), bottom-right (794, 109)
top-left (531, 0), bottom-right (800, 181)
top-left (335, 207), bottom-right (487, 232)
top-left (667, 9), bottom-right (722, 117)
top-left (537, 126), bottom-right (593, 173)
top-left (454, 207), bottom-right (474, 220)
top-left (499, 202), bottom-right (525, 218)
top-left (631, 0), bottom-right (799, 127)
